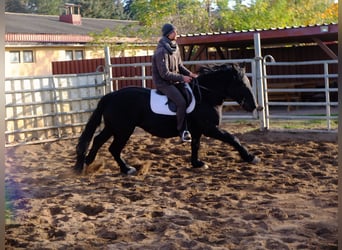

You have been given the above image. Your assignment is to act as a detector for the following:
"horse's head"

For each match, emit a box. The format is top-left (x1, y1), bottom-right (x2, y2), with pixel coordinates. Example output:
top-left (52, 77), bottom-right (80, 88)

top-left (225, 63), bottom-right (262, 112)
top-left (197, 63), bottom-right (262, 112)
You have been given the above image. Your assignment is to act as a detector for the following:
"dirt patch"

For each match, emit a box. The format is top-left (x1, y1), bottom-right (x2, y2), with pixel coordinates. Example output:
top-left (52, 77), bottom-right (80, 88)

top-left (5, 123), bottom-right (338, 249)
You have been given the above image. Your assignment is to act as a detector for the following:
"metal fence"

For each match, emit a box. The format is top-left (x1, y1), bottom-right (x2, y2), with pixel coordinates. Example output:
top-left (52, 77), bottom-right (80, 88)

top-left (4, 57), bottom-right (338, 146)
top-left (105, 54), bottom-right (338, 131)
top-left (106, 57), bottom-right (261, 121)
top-left (262, 56), bottom-right (338, 130)
top-left (5, 73), bottom-right (105, 146)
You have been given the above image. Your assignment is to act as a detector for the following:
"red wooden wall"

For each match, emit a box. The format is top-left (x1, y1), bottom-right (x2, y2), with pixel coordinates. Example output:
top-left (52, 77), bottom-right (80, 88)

top-left (52, 44), bottom-right (337, 92)
top-left (52, 56), bottom-right (153, 89)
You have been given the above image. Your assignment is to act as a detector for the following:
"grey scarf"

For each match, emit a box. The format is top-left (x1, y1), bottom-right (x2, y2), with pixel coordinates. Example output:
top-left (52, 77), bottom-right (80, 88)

top-left (160, 36), bottom-right (177, 54)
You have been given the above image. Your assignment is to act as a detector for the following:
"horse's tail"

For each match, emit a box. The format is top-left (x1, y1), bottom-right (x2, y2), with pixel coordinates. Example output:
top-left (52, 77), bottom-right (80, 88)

top-left (73, 94), bottom-right (108, 173)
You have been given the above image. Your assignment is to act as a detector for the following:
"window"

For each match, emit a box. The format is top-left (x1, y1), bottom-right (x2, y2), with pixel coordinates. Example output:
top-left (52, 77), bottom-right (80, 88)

top-left (65, 50), bottom-right (73, 60)
top-left (75, 50), bottom-right (84, 60)
top-left (23, 50), bottom-right (34, 63)
top-left (9, 51), bottom-right (20, 63)
top-left (9, 50), bottom-right (34, 63)
top-left (65, 50), bottom-right (84, 61)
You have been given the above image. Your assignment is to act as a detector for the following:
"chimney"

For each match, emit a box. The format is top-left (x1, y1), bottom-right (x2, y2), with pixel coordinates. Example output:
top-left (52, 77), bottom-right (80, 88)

top-left (59, 3), bottom-right (82, 25)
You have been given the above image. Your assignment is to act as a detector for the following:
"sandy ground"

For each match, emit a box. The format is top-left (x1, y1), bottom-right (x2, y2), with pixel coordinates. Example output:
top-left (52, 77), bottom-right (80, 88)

top-left (5, 122), bottom-right (337, 249)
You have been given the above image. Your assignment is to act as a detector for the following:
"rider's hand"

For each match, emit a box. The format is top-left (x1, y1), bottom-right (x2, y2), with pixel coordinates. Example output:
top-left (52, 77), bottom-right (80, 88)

top-left (183, 75), bottom-right (192, 83)
top-left (190, 72), bottom-right (198, 78)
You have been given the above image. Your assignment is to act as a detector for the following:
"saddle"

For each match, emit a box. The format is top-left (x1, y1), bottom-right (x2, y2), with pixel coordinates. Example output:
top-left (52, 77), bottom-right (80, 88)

top-left (150, 84), bottom-right (196, 115)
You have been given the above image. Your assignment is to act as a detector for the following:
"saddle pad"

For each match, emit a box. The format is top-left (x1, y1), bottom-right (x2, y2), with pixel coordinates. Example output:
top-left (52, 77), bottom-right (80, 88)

top-left (150, 85), bottom-right (196, 116)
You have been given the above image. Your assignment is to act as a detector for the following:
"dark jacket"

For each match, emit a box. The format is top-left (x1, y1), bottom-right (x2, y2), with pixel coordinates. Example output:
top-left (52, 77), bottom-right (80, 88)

top-left (152, 37), bottom-right (191, 88)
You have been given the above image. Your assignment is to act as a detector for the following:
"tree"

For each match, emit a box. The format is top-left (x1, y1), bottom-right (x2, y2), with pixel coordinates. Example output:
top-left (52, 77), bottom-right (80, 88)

top-left (111, 0), bottom-right (129, 19)
top-left (215, 0), bottom-right (338, 31)
top-left (127, 0), bottom-right (214, 37)
top-left (26, 0), bottom-right (63, 15)
top-left (76, 0), bottom-right (128, 19)
top-left (6, 0), bottom-right (337, 37)
top-left (5, 0), bottom-right (27, 13)
top-left (320, 2), bottom-right (338, 23)
top-left (122, 0), bottom-right (135, 19)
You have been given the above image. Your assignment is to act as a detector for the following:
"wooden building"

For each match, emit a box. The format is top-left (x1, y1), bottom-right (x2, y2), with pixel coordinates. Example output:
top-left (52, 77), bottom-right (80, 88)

top-left (5, 4), bottom-right (154, 77)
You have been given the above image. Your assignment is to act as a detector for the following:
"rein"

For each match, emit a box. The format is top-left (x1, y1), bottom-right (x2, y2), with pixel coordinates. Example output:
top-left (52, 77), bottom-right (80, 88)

top-left (190, 78), bottom-right (202, 103)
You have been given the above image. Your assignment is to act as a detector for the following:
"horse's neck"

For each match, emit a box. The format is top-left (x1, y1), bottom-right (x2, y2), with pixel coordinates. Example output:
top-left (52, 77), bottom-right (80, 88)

top-left (195, 77), bottom-right (225, 106)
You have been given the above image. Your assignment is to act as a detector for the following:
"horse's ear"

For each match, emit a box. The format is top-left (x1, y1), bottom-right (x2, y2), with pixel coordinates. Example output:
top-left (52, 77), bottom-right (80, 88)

top-left (234, 62), bottom-right (246, 74)
top-left (232, 63), bottom-right (242, 74)
top-left (239, 62), bottom-right (246, 69)
top-left (240, 62), bottom-right (246, 74)
top-left (232, 63), bottom-right (239, 71)
top-left (232, 63), bottom-right (246, 75)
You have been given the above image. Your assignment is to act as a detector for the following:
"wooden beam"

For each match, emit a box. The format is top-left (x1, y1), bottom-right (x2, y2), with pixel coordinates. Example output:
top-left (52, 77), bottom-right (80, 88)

top-left (191, 45), bottom-right (207, 60)
top-left (215, 46), bottom-right (226, 59)
top-left (179, 45), bottom-right (195, 61)
top-left (186, 45), bottom-right (194, 61)
top-left (312, 37), bottom-right (337, 60)
top-left (179, 45), bottom-right (185, 59)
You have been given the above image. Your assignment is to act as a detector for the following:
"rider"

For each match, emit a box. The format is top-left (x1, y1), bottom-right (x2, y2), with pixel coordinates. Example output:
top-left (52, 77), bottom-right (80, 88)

top-left (152, 23), bottom-right (198, 142)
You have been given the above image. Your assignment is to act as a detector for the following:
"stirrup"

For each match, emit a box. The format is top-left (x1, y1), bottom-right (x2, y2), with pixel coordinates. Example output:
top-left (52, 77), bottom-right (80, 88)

top-left (181, 130), bottom-right (192, 142)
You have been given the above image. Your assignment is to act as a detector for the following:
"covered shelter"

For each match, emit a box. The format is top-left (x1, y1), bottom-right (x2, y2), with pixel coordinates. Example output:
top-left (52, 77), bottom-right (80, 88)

top-left (177, 23), bottom-right (338, 62)
top-left (177, 24), bottom-right (338, 105)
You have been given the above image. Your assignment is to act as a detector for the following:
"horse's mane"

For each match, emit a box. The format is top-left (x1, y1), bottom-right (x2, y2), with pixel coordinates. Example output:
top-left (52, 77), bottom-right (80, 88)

top-left (198, 64), bottom-right (233, 76)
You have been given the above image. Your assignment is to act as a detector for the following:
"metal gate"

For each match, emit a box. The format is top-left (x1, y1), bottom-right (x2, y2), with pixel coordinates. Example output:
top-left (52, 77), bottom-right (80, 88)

top-left (5, 73), bottom-right (105, 146)
top-left (262, 56), bottom-right (338, 130)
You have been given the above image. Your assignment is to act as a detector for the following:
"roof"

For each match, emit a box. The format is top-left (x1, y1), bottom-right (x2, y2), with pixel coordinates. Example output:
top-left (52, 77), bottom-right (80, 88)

top-left (177, 23), bottom-right (338, 48)
top-left (5, 12), bottom-right (139, 44)
top-left (6, 12), bottom-right (337, 49)
top-left (5, 12), bottom-right (136, 35)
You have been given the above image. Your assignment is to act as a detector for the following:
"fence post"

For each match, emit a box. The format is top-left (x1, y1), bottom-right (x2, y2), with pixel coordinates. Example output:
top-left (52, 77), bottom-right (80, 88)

top-left (324, 62), bottom-right (332, 130)
top-left (254, 33), bottom-right (267, 130)
top-left (104, 46), bottom-right (113, 92)
top-left (0, 8), bottom-right (5, 247)
top-left (141, 65), bottom-right (146, 88)
top-left (262, 55), bottom-right (275, 130)
top-left (51, 76), bottom-right (62, 139)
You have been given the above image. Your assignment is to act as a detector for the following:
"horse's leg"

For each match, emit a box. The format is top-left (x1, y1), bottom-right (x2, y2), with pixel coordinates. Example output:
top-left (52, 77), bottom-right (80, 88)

top-left (203, 126), bottom-right (260, 164)
top-left (74, 141), bottom-right (89, 173)
top-left (85, 127), bottom-right (112, 166)
top-left (190, 135), bottom-right (207, 168)
top-left (108, 129), bottom-right (136, 175)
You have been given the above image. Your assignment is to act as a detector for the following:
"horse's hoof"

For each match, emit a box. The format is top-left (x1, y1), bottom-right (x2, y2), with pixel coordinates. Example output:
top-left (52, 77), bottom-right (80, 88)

top-left (250, 156), bottom-right (261, 164)
top-left (202, 164), bottom-right (209, 169)
top-left (73, 167), bottom-right (82, 174)
top-left (192, 164), bottom-right (209, 171)
top-left (126, 166), bottom-right (137, 175)
top-left (73, 163), bottom-right (85, 174)
top-left (192, 161), bottom-right (209, 169)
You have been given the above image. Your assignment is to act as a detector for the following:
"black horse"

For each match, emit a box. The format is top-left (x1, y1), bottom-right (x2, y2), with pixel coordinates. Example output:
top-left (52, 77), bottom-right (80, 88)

top-left (74, 63), bottom-right (263, 175)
